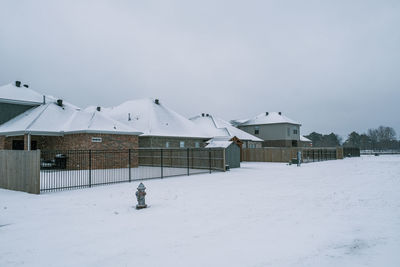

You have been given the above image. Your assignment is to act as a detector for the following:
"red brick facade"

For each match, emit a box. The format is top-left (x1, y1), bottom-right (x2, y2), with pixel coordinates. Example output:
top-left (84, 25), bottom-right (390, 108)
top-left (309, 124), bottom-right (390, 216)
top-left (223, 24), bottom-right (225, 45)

top-left (0, 133), bottom-right (138, 151)
top-left (0, 133), bottom-right (139, 170)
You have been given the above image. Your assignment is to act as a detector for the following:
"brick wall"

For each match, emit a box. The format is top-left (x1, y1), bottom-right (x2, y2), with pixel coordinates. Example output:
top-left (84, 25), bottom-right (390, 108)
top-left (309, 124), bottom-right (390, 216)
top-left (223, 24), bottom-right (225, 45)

top-left (1, 133), bottom-right (139, 170)
top-left (0, 136), bottom-right (4, 150)
top-left (0, 133), bottom-right (138, 151)
top-left (139, 136), bottom-right (208, 148)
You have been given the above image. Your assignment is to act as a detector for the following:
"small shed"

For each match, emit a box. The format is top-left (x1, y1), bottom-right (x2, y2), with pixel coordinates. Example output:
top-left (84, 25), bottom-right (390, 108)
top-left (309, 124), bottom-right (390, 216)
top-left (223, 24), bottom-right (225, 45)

top-left (205, 136), bottom-right (241, 169)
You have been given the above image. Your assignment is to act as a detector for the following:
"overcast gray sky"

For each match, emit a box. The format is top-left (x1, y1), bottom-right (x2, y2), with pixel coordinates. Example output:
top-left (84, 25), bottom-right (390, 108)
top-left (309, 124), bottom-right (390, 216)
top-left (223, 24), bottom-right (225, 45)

top-left (1, 0), bottom-right (399, 138)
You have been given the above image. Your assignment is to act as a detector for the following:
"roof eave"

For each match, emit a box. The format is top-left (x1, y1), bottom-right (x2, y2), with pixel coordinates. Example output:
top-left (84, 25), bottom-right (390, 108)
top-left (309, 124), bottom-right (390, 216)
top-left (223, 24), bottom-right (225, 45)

top-left (65, 130), bottom-right (143, 135)
top-left (0, 98), bottom-right (43, 106)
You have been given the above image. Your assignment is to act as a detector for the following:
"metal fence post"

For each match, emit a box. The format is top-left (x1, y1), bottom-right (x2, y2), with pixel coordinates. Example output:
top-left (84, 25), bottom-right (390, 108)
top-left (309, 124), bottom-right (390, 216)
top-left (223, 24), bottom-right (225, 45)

top-left (209, 148), bottom-right (212, 174)
top-left (89, 150), bottom-right (92, 188)
top-left (128, 149), bottom-right (131, 182)
top-left (187, 148), bottom-right (190, 176)
top-left (161, 148), bottom-right (163, 178)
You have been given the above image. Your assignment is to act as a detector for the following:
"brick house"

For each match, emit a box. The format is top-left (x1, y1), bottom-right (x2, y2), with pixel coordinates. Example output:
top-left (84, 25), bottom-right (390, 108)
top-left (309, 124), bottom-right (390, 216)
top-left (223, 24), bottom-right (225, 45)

top-left (103, 98), bottom-right (211, 148)
top-left (0, 97), bottom-right (142, 169)
top-left (0, 81), bottom-right (43, 125)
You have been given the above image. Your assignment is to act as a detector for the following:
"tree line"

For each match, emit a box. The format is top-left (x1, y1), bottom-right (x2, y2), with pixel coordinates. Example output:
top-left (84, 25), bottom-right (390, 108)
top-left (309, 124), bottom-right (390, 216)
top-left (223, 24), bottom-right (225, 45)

top-left (304, 126), bottom-right (399, 150)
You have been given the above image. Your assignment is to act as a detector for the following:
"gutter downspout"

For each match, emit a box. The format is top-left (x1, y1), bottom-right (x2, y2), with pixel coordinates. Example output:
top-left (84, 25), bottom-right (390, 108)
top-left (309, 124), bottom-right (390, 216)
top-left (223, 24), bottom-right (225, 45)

top-left (27, 133), bottom-right (31, 151)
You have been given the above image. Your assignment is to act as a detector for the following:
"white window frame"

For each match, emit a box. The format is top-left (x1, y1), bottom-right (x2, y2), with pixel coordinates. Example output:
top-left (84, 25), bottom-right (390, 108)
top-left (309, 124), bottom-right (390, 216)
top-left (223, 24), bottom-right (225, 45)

top-left (180, 141), bottom-right (185, 148)
top-left (166, 142), bottom-right (170, 148)
top-left (91, 137), bottom-right (102, 143)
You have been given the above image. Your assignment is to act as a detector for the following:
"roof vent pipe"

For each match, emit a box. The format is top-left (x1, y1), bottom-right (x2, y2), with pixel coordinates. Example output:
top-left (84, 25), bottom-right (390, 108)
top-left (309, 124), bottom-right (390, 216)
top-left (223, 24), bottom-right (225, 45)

top-left (202, 113), bottom-right (205, 117)
top-left (57, 99), bottom-right (63, 107)
top-left (278, 112), bottom-right (282, 115)
top-left (206, 114), bottom-right (209, 117)
top-left (43, 95), bottom-right (46, 104)
top-left (155, 99), bottom-right (160, 105)
top-left (15, 81), bottom-right (21, 87)
top-left (266, 112), bottom-right (269, 116)
top-left (96, 106), bottom-right (101, 112)
top-left (23, 84), bottom-right (29, 88)
top-left (128, 113), bottom-right (131, 121)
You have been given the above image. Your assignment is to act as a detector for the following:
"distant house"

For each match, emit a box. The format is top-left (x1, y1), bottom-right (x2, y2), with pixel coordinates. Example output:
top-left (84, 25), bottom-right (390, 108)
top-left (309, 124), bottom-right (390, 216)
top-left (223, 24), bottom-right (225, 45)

top-left (0, 93), bottom-right (142, 151)
top-left (300, 135), bottom-right (312, 147)
top-left (102, 98), bottom-right (210, 148)
top-left (233, 112), bottom-right (301, 147)
top-left (0, 81), bottom-right (43, 125)
top-left (190, 113), bottom-right (262, 149)
top-left (205, 136), bottom-right (241, 169)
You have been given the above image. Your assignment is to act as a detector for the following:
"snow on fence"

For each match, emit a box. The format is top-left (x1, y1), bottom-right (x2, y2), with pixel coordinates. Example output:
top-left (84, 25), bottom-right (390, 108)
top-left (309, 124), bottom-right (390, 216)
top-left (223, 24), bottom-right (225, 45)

top-left (40, 148), bottom-right (225, 193)
top-left (242, 147), bottom-right (345, 163)
top-left (0, 150), bottom-right (40, 194)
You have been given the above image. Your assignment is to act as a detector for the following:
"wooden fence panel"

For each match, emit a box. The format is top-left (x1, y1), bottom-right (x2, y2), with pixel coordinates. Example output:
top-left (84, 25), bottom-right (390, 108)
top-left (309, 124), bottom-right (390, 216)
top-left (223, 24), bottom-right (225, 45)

top-left (0, 150), bottom-right (40, 194)
top-left (242, 147), bottom-right (342, 163)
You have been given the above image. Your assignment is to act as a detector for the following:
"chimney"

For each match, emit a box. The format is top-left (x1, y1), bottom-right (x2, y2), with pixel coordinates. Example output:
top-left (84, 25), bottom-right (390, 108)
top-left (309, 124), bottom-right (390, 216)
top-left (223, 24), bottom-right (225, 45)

top-left (96, 106), bottom-right (101, 112)
top-left (265, 112), bottom-right (269, 116)
top-left (278, 112), bottom-right (282, 115)
top-left (15, 81), bottom-right (21, 87)
top-left (57, 99), bottom-right (63, 107)
top-left (23, 84), bottom-right (29, 88)
top-left (128, 113), bottom-right (131, 121)
top-left (155, 99), bottom-right (160, 105)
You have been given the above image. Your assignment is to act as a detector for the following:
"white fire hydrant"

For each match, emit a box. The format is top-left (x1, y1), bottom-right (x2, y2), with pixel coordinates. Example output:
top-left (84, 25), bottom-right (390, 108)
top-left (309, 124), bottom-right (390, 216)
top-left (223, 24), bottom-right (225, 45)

top-left (135, 183), bottom-right (147, 209)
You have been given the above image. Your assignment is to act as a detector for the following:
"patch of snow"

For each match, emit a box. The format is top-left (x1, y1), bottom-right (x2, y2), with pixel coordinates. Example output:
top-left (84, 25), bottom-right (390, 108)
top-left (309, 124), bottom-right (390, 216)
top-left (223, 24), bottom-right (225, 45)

top-left (205, 136), bottom-right (234, 148)
top-left (190, 114), bottom-right (263, 142)
top-left (1, 155), bottom-right (400, 266)
top-left (300, 135), bottom-right (312, 142)
top-left (239, 111), bottom-right (301, 126)
top-left (0, 101), bottom-right (142, 136)
top-left (102, 98), bottom-right (211, 138)
top-left (0, 83), bottom-right (44, 104)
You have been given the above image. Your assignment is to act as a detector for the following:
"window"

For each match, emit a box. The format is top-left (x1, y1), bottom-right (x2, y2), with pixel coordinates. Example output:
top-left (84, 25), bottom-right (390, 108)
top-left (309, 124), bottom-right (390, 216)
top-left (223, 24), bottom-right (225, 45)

top-left (287, 127), bottom-right (290, 137)
top-left (254, 126), bottom-right (259, 135)
top-left (195, 142), bottom-right (200, 148)
top-left (165, 142), bottom-right (170, 148)
top-left (12, 140), bottom-right (24, 150)
top-left (180, 141), bottom-right (185, 148)
top-left (91, 137), bottom-right (102, 143)
top-left (293, 129), bottom-right (298, 135)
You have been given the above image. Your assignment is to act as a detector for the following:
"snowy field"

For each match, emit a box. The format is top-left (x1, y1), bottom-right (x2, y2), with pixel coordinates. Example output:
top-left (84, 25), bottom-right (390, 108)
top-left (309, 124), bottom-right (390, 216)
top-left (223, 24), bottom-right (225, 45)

top-left (1, 155), bottom-right (400, 267)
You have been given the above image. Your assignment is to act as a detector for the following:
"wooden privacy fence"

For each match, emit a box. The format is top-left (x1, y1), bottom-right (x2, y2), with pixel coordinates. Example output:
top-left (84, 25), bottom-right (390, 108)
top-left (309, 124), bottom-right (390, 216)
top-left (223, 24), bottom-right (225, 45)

top-left (0, 150), bottom-right (40, 194)
top-left (242, 147), bottom-right (344, 163)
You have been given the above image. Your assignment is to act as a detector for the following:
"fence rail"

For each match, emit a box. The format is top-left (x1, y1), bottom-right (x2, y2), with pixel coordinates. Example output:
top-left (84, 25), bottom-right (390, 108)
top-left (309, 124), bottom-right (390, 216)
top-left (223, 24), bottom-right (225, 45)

top-left (40, 148), bottom-right (225, 192)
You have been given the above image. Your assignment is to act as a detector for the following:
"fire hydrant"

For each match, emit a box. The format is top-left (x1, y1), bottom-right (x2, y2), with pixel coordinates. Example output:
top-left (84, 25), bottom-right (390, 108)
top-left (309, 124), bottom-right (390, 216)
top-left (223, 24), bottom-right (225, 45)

top-left (135, 183), bottom-right (147, 209)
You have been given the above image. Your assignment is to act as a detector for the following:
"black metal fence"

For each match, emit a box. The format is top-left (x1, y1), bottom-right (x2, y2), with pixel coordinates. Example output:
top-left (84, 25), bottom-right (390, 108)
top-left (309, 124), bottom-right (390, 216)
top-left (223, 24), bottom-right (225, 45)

top-left (343, 147), bottom-right (361, 157)
top-left (301, 148), bottom-right (338, 163)
top-left (40, 148), bottom-right (225, 192)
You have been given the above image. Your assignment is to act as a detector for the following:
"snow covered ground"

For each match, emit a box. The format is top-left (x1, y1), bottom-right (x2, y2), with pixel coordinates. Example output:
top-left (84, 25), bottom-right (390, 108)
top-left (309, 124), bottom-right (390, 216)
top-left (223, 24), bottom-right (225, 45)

top-left (1, 155), bottom-right (400, 267)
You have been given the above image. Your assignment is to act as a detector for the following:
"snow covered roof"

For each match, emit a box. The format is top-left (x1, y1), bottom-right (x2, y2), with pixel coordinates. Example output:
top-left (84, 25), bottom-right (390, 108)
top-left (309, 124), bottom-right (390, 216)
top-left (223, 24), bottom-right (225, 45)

top-left (300, 135), bottom-right (312, 142)
top-left (190, 114), bottom-right (263, 142)
top-left (205, 136), bottom-right (234, 148)
top-left (102, 98), bottom-right (210, 138)
top-left (0, 83), bottom-right (44, 105)
top-left (0, 101), bottom-right (142, 136)
top-left (238, 112), bottom-right (301, 126)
